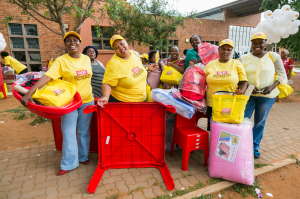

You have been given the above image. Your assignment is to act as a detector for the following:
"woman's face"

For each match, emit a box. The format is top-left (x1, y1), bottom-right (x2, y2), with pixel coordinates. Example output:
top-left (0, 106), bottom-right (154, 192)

top-left (190, 36), bottom-right (202, 50)
top-left (281, 51), bottom-right (287, 59)
top-left (141, 58), bottom-right (147, 65)
top-left (251, 39), bottom-right (266, 55)
top-left (113, 39), bottom-right (130, 58)
top-left (86, 48), bottom-right (96, 61)
top-left (170, 47), bottom-right (180, 60)
top-left (151, 53), bottom-right (157, 63)
top-left (65, 35), bottom-right (81, 54)
top-left (218, 44), bottom-right (232, 61)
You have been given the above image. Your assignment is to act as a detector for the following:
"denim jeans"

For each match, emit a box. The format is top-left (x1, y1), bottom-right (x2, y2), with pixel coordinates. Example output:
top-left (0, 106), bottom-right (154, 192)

top-left (244, 96), bottom-right (276, 151)
top-left (60, 101), bottom-right (94, 170)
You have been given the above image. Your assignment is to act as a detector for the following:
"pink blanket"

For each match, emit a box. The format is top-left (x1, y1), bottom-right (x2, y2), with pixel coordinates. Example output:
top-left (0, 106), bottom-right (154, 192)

top-left (209, 119), bottom-right (254, 185)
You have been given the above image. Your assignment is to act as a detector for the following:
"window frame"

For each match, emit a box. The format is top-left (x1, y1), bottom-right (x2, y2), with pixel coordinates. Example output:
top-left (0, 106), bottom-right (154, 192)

top-left (7, 23), bottom-right (42, 71)
top-left (91, 27), bottom-right (113, 50)
top-left (149, 39), bottom-right (179, 59)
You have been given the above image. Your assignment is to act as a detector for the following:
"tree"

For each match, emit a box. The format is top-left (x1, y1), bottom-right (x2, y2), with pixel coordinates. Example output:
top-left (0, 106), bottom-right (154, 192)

top-left (100, 0), bottom-right (196, 51)
top-left (3, 0), bottom-right (100, 37)
top-left (261, 0), bottom-right (300, 56)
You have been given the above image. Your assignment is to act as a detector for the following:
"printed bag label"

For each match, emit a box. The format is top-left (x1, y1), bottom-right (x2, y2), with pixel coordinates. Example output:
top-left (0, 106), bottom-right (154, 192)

top-left (215, 130), bottom-right (241, 163)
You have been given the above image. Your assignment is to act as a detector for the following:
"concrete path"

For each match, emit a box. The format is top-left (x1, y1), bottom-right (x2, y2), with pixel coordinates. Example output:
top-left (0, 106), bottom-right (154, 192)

top-left (0, 102), bottom-right (299, 199)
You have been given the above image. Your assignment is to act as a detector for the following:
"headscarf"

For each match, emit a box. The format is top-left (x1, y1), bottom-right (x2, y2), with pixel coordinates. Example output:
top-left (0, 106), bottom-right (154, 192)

top-left (282, 50), bottom-right (289, 56)
top-left (82, 46), bottom-right (98, 58)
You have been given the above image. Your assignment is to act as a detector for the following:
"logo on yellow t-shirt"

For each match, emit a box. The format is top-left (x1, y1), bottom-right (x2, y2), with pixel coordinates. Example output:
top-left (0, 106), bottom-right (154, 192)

top-left (53, 89), bottom-right (66, 96)
top-left (74, 70), bottom-right (91, 81)
top-left (132, 66), bottom-right (144, 78)
top-left (213, 71), bottom-right (231, 78)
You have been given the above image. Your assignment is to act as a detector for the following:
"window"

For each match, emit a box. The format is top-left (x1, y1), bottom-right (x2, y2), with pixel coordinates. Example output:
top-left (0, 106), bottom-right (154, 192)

top-left (229, 25), bottom-right (254, 58)
top-left (8, 23), bottom-right (42, 71)
top-left (149, 39), bottom-right (179, 59)
top-left (91, 27), bottom-right (113, 50)
top-left (202, 41), bottom-right (219, 46)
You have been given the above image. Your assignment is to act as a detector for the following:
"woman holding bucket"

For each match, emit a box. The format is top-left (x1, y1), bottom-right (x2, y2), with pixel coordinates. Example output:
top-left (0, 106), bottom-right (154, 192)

top-left (239, 32), bottom-right (287, 159)
top-left (21, 31), bottom-right (94, 175)
top-left (203, 39), bottom-right (248, 131)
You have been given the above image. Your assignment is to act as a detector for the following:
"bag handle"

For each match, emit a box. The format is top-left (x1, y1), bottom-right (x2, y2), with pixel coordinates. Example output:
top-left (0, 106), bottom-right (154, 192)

top-left (268, 52), bottom-right (274, 63)
top-left (222, 84), bottom-right (235, 92)
top-left (218, 94), bottom-right (236, 116)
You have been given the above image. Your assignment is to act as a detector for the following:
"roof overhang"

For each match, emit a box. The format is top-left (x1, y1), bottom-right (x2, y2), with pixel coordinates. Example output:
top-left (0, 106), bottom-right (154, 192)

top-left (195, 0), bottom-right (263, 18)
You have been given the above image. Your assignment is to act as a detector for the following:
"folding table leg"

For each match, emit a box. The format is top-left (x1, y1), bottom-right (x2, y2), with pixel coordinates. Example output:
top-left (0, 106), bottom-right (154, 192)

top-left (158, 165), bottom-right (175, 190)
top-left (87, 166), bottom-right (106, 193)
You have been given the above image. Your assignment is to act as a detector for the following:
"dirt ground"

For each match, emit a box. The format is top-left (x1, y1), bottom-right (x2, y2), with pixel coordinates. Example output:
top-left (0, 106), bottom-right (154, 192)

top-left (0, 95), bottom-right (53, 151)
top-left (214, 164), bottom-right (300, 199)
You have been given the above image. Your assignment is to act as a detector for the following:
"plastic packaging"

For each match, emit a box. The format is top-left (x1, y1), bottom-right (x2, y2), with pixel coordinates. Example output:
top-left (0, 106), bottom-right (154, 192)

top-left (178, 64), bottom-right (206, 101)
top-left (171, 88), bottom-right (207, 113)
top-left (15, 72), bottom-right (44, 86)
top-left (151, 88), bottom-right (195, 119)
top-left (209, 118), bottom-right (254, 185)
top-left (198, 42), bottom-right (219, 66)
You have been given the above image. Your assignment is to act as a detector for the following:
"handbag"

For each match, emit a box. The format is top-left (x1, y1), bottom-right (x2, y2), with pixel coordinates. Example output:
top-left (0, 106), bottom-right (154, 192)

top-left (268, 52), bottom-right (293, 98)
top-left (32, 79), bottom-right (77, 107)
top-left (160, 66), bottom-right (183, 85)
top-left (212, 92), bottom-right (249, 124)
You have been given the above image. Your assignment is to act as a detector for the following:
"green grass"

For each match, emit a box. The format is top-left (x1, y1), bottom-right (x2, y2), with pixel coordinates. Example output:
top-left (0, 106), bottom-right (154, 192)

top-left (127, 187), bottom-right (144, 195)
top-left (206, 178), bottom-right (222, 185)
top-left (106, 194), bottom-right (119, 199)
top-left (192, 194), bottom-right (214, 199)
top-left (254, 163), bottom-right (269, 169)
top-left (13, 112), bottom-right (27, 120)
top-left (232, 178), bottom-right (263, 198)
top-left (29, 116), bottom-right (51, 126)
top-left (294, 65), bottom-right (300, 68)
top-left (3, 106), bottom-right (27, 114)
top-left (287, 154), bottom-right (300, 164)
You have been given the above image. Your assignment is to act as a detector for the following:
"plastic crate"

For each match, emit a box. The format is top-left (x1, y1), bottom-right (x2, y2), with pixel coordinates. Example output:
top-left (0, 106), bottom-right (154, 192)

top-left (84, 102), bottom-right (176, 193)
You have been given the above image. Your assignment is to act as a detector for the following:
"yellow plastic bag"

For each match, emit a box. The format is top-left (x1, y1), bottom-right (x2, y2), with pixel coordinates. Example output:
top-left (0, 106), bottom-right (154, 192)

top-left (291, 69), bottom-right (295, 77)
top-left (32, 79), bottom-right (77, 107)
top-left (0, 83), bottom-right (7, 98)
top-left (212, 93), bottom-right (249, 124)
top-left (160, 66), bottom-right (183, 85)
top-left (146, 83), bottom-right (162, 102)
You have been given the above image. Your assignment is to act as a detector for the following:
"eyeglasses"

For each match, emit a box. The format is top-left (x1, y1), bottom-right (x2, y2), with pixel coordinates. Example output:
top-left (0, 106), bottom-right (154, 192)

top-left (65, 39), bottom-right (80, 43)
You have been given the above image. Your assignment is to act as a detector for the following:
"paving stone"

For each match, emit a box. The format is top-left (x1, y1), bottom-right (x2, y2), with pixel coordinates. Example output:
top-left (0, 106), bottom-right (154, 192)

top-left (21, 179), bottom-right (35, 192)
top-left (78, 170), bottom-right (94, 178)
top-left (151, 171), bottom-right (164, 183)
top-left (0, 191), bottom-right (8, 198)
top-left (58, 186), bottom-right (81, 198)
top-left (179, 178), bottom-right (191, 189)
top-left (35, 179), bottom-right (57, 189)
top-left (12, 174), bottom-right (35, 183)
top-left (0, 169), bottom-right (15, 177)
top-left (7, 188), bottom-right (21, 199)
top-left (69, 177), bottom-right (90, 188)
top-left (122, 173), bottom-right (136, 185)
top-left (128, 181), bottom-right (148, 191)
top-left (186, 176), bottom-right (199, 185)
top-left (115, 180), bottom-right (129, 193)
top-left (122, 194), bottom-right (133, 199)
top-left (104, 182), bottom-right (116, 191)
top-left (139, 168), bottom-right (158, 174)
top-left (57, 177), bottom-right (70, 191)
top-left (70, 193), bottom-right (83, 199)
top-left (0, 174), bottom-right (14, 186)
top-left (20, 188), bottom-right (46, 199)
top-left (128, 168), bottom-right (141, 177)
top-left (132, 191), bottom-right (146, 199)
top-left (133, 173), bottom-right (153, 182)
top-left (147, 178), bottom-right (157, 186)
top-left (35, 172), bottom-right (47, 183)
top-left (152, 186), bottom-right (166, 196)
top-left (45, 185), bottom-right (58, 199)
top-left (109, 168), bottom-right (129, 176)
top-left (102, 175), bottom-right (122, 184)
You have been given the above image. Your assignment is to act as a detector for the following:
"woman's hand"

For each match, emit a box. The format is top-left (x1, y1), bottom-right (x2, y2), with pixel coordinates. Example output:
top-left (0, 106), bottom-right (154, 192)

top-left (234, 89), bottom-right (244, 95)
top-left (261, 85), bottom-right (276, 95)
top-left (21, 93), bottom-right (35, 107)
top-left (189, 61), bottom-right (195, 67)
top-left (149, 63), bottom-right (159, 71)
top-left (97, 97), bottom-right (109, 108)
top-left (287, 73), bottom-right (291, 80)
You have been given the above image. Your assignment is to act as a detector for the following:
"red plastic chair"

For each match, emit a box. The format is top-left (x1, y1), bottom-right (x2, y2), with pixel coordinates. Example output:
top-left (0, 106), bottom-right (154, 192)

top-left (0, 67), bottom-right (7, 99)
top-left (171, 113), bottom-right (209, 171)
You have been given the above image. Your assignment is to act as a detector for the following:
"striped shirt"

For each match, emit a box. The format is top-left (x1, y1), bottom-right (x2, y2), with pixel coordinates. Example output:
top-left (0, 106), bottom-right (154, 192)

top-left (91, 61), bottom-right (105, 98)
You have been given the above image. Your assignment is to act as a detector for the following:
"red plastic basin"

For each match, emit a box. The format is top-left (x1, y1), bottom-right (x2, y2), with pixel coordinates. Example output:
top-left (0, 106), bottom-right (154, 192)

top-left (12, 82), bottom-right (83, 119)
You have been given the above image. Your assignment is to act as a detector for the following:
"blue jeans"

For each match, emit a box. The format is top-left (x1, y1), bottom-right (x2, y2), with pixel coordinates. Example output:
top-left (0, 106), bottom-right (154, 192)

top-left (60, 101), bottom-right (94, 170)
top-left (244, 96), bottom-right (276, 151)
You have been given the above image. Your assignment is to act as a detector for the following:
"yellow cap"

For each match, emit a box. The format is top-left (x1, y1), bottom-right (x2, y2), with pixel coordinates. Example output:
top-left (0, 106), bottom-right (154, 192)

top-left (63, 31), bottom-right (82, 42)
top-left (140, 53), bottom-right (148, 60)
top-left (251, 32), bottom-right (267, 41)
top-left (219, 39), bottom-right (234, 48)
top-left (110, 35), bottom-right (125, 48)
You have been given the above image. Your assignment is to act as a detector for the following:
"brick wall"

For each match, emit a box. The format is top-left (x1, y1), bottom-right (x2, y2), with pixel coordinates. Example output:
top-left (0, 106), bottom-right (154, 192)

top-left (0, 1), bottom-right (77, 68)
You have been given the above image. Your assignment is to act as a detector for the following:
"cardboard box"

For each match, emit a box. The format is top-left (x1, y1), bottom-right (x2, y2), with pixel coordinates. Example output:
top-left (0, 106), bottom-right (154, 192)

top-left (6, 84), bottom-right (13, 93)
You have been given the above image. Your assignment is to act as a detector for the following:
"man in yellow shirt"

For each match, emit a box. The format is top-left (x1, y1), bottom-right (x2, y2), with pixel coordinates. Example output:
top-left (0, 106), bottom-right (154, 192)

top-left (1, 51), bottom-right (28, 74)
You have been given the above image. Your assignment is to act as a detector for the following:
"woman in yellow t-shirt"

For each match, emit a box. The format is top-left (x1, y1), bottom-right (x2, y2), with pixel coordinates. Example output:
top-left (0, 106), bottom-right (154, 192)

top-left (0, 51), bottom-right (28, 74)
top-left (97, 35), bottom-right (157, 107)
top-left (21, 31), bottom-right (94, 176)
top-left (239, 32), bottom-right (287, 159)
top-left (204, 39), bottom-right (248, 131)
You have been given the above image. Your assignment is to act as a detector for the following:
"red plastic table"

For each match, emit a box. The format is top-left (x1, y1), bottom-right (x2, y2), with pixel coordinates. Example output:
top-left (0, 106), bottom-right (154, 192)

top-left (84, 102), bottom-right (176, 193)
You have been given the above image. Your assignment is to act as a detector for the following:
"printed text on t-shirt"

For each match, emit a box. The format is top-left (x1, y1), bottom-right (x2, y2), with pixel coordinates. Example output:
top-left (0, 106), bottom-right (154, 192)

top-left (213, 71), bottom-right (231, 78)
top-left (74, 70), bottom-right (91, 81)
top-left (132, 66), bottom-right (144, 78)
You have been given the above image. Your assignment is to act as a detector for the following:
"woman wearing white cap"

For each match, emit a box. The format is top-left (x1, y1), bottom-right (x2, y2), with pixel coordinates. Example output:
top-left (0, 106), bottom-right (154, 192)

top-left (21, 31), bottom-right (94, 175)
top-left (97, 35), bottom-right (157, 106)
top-left (239, 32), bottom-right (287, 159)
top-left (202, 39), bottom-right (248, 131)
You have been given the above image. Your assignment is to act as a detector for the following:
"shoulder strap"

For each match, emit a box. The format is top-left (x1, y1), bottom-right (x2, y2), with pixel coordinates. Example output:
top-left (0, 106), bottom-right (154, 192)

top-left (268, 52), bottom-right (274, 63)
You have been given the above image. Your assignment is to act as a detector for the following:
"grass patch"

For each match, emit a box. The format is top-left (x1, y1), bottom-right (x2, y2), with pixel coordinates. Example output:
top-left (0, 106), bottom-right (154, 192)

top-left (232, 178), bottom-right (263, 198)
top-left (3, 106), bottom-right (27, 114)
top-left (287, 154), bottom-right (300, 164)
top-left (254, 163), bottom-right (269, 169)
top-left (294, 65), bottom-right (300, 68)
top-left (14, 112), bottom-right (27, 120)
top-left (192, 194), bottom-right (214, 199)
top-left (153, 180), bottom-right (159, 186)
top-left (206, 178), bottom-right (222, 185)
top-left (127, 187), bottom-right (144, 195)
top-left (106, 194), bottom-right (119, 199)
top-left (30, 140), bottom-right (38, 143)
top-left (294, 90), bottom-right (300, 97)
top-left (29, 116), bottom-right (51, 126)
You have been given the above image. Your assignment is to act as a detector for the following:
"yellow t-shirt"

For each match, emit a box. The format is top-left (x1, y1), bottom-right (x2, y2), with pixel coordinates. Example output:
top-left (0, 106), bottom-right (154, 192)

top-left (103, 50), bottom-right (147, 102)
top-left (44, 54), bottom-right (94, 104)
top-left (4, 56), bottom-right (27, 74)
top-left (205, 59), bottom-right (248, 107)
